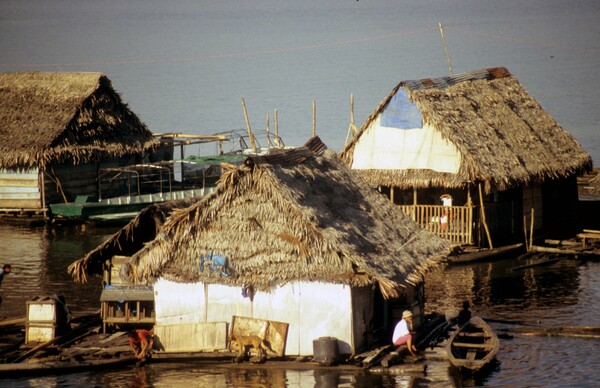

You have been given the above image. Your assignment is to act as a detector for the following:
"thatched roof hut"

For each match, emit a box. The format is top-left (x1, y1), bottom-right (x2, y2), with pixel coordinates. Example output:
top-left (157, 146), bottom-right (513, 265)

top-left (69, 197), bottom-right (202, 284)
top-left (72, 137), bottom-right (450, 299)
top-left (340, 67), bottom-right (592, 193)
top-left (0, 71), bottom-right (158, 169)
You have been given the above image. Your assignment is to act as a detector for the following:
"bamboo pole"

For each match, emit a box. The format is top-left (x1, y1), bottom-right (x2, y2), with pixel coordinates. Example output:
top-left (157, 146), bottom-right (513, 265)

top-left (529, 208), bottom-right (535, 249)
top-left (274, 109), bottom-right (281, 148)
top-left (524, 215), bottom-right (529, 251)
top-left (438, 22), bottom-right (454, 76)
top-left (466, 183), bottom-right (472, 206)
top-left (39, 168), bottom-right (47, 220)
top-left (478, 183), bottom-right (493, 249)
top-left (265, 113), bottom-right (273, 147)
top-left (312, 100), bottom-right (316, 137)
top-left (345, 93), bottom-right (358, 145)
top-left (241, 98), bottom-right (257, 153)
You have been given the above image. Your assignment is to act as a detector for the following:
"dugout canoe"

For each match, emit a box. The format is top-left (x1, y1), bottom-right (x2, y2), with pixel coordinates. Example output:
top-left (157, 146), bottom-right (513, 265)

top-left (446, 316), bottom-right (499, 372)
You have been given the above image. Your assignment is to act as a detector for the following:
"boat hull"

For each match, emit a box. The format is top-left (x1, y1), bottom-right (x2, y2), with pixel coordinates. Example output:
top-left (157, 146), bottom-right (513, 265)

top-left (446, 316), bottom-right (499, 372)
top-left (50, 187), bottom-right (216, 222)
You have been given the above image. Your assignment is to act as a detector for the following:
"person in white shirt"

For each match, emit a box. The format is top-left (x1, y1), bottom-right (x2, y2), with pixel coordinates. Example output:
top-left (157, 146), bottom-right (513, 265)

top-left (392, 310), bottom-right (417, 356)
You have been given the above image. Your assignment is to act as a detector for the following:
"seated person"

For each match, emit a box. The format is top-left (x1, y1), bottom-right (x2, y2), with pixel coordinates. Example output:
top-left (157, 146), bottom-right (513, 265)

top-left (457, 301), bottom-right (472, 326)
top-left (392, 310), bottom-right (417, 356)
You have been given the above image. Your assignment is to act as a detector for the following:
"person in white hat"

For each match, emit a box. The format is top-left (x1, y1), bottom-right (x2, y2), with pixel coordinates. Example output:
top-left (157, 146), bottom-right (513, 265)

top-left (392, 310), bottom-right (417, 356)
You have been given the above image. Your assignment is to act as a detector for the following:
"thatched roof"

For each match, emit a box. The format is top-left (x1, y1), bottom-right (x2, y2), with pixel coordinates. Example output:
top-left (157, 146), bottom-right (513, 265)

top-left (0, 71), bottom-right (158, 169)
top-left (86, 137), bottom-right (450, 299)
top-left (340, 67), bottom-right (593, 193)
top-left (68, 197), bottom-right (201, 284)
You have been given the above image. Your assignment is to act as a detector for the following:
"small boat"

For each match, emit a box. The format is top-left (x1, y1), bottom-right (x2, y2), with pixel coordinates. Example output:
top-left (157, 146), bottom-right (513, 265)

top-left (446, 243), bottom-right (524, 265)
top-left (50, 185), bottom-right (218, 224)
top-left (50, 130), bottom-right (288, 224)
top-left (446, 316), bottom-right (499, 372)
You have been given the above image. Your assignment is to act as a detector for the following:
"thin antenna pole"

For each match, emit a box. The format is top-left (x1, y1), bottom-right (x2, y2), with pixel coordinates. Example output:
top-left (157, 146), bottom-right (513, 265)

top-left (438, 22), bottom-right (454, 76)
top-left (241, 98), bottom-right (257, 153)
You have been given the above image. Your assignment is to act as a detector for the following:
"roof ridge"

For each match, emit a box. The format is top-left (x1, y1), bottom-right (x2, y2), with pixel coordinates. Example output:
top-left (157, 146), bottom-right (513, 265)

top-left (402, 67), bottom-right (511, 91)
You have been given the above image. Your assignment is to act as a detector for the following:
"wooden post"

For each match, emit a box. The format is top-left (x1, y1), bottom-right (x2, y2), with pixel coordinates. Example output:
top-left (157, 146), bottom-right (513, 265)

top-left (274, 109), bottom-right (281, 148)
top-left (39, 168), bottom-right (47, 220)
top-left (180, 142), bottom-right (185, 190)
top-left (241, 98), bottom-right (258, 153)
top-left (265, 113), bottom-right (273, 147)
top-left (312, 100), bottom-right (316, 138)
top-left (390, 187), bottom-right (395, 204)
top-left (478, 183), bottom-right (493, 249)
top-left (438, 22), bottom-right (454, 76)
top-left (523, 215), bottom-right (529, 251)
top-left (413, 188), bottom-right (418, 221)
top-left (345, 93), bottom-right (358, 145)
top-left (467, 183), bottom-right (472, 206)
top-left (529, 208), bottom-right (535, 249)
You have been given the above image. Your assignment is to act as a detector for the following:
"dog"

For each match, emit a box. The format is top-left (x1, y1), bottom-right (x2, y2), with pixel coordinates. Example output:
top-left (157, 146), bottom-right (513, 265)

top-left (228, 333), bottom-right (272, 357)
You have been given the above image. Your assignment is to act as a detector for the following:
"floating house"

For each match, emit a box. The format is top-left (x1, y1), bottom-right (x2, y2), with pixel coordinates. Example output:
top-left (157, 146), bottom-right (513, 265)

top-left (0, 72), bottom-right (158, 222)
top-left (70, 137), bottom-right (450, 356)
top-left (340, 67), bottom-right (593, 246)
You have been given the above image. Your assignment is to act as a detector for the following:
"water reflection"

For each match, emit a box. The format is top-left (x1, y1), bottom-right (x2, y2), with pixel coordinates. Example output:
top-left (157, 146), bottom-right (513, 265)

top-left (424, 258), bottom-right (597, 326)
top-left (0, 224), bottom-right (119, 317)
top-left (1, 223), bottom-right (599, 387)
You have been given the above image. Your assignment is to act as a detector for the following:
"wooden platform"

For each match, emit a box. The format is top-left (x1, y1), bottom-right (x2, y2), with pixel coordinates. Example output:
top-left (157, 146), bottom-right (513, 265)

top-left (577, 230), bottom-right (600, 248)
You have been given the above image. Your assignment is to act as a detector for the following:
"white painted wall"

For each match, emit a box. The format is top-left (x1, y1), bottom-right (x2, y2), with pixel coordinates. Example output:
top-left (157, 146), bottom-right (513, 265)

top-left (153, 279), bottom-right (204, 325)
top-left (153, 280), bottom-right (355, 355)
top-left (352, 116), bottom-right (460, 173)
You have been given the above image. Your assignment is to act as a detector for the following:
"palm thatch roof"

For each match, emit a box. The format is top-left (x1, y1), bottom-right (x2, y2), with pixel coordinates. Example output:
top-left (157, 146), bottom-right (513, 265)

top-left (0, 71), bottom-right (158, 169)
top-left (340, 67), bottom-right (593, 193)
top-left (68, 197), bottom-right (202, 284)
top-left (84, 137), bottom-right (450, 299)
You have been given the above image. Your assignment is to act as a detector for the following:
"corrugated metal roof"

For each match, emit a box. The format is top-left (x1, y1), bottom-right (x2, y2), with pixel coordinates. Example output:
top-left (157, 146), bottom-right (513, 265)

top-left (403, 67), bottom-right (511, 91)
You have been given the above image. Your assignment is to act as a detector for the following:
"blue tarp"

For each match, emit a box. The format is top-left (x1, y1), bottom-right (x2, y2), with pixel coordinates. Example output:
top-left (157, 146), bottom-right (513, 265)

top-left (380, 88), bottom-right (422, 129)
top-left (199, 251), bottom-right (229, 276)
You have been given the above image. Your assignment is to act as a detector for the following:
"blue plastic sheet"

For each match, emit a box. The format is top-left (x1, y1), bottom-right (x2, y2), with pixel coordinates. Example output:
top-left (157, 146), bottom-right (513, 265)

top-left (381, 88), bottom-right (422, 129)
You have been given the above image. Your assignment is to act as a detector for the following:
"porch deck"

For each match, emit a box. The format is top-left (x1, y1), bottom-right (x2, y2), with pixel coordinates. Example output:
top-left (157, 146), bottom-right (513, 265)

top-left (399, 205), bottom-right (473, 245)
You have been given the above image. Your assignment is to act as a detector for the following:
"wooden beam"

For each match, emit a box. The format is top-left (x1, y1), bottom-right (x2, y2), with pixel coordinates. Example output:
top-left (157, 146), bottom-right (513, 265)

top-left (241, 98), bottom-right (257, 153)
top-left (478, 183), bottom-right (493, 249)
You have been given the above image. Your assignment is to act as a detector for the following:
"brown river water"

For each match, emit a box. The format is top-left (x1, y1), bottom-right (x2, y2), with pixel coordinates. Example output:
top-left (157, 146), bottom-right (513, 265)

top-left (1, 223), bottom-right (599, 387)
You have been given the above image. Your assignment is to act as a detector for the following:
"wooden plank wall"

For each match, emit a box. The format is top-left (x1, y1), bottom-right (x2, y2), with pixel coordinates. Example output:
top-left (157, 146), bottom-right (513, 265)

top-left (153, 322), bottom-right (228, 352)
top-left (0, 168), bottom-right (41, 209)
top-left (522, 183), bottom-right (544, 231)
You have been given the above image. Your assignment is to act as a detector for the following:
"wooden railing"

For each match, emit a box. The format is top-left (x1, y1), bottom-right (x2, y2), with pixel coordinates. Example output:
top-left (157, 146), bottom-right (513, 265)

top-left (398, 205), bottom-right (474, 245)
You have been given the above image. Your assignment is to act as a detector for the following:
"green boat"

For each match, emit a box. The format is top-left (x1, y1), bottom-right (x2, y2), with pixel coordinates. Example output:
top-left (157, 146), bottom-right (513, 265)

top-left (50, 130), bottom-right (286, 224)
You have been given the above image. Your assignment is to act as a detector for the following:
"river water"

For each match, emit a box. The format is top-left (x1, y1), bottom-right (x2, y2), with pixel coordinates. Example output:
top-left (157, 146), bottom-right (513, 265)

top-left (1, 224), bottom-right (599, 387)
top-left (1, 0), bottom-right (600, 386)
top-left (1, 0), bottom-right (599, 162)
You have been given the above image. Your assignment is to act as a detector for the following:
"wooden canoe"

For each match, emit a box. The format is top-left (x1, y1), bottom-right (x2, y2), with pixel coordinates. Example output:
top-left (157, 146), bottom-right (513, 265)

top-left (447, 243), bottom-right (523, 264)
top-left (446, 316), bottom-right (499, 372)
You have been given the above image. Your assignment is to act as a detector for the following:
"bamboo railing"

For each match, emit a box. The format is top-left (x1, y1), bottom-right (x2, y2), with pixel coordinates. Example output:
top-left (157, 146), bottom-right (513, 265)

top-left (399, 204), bottom-right (473, 245)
